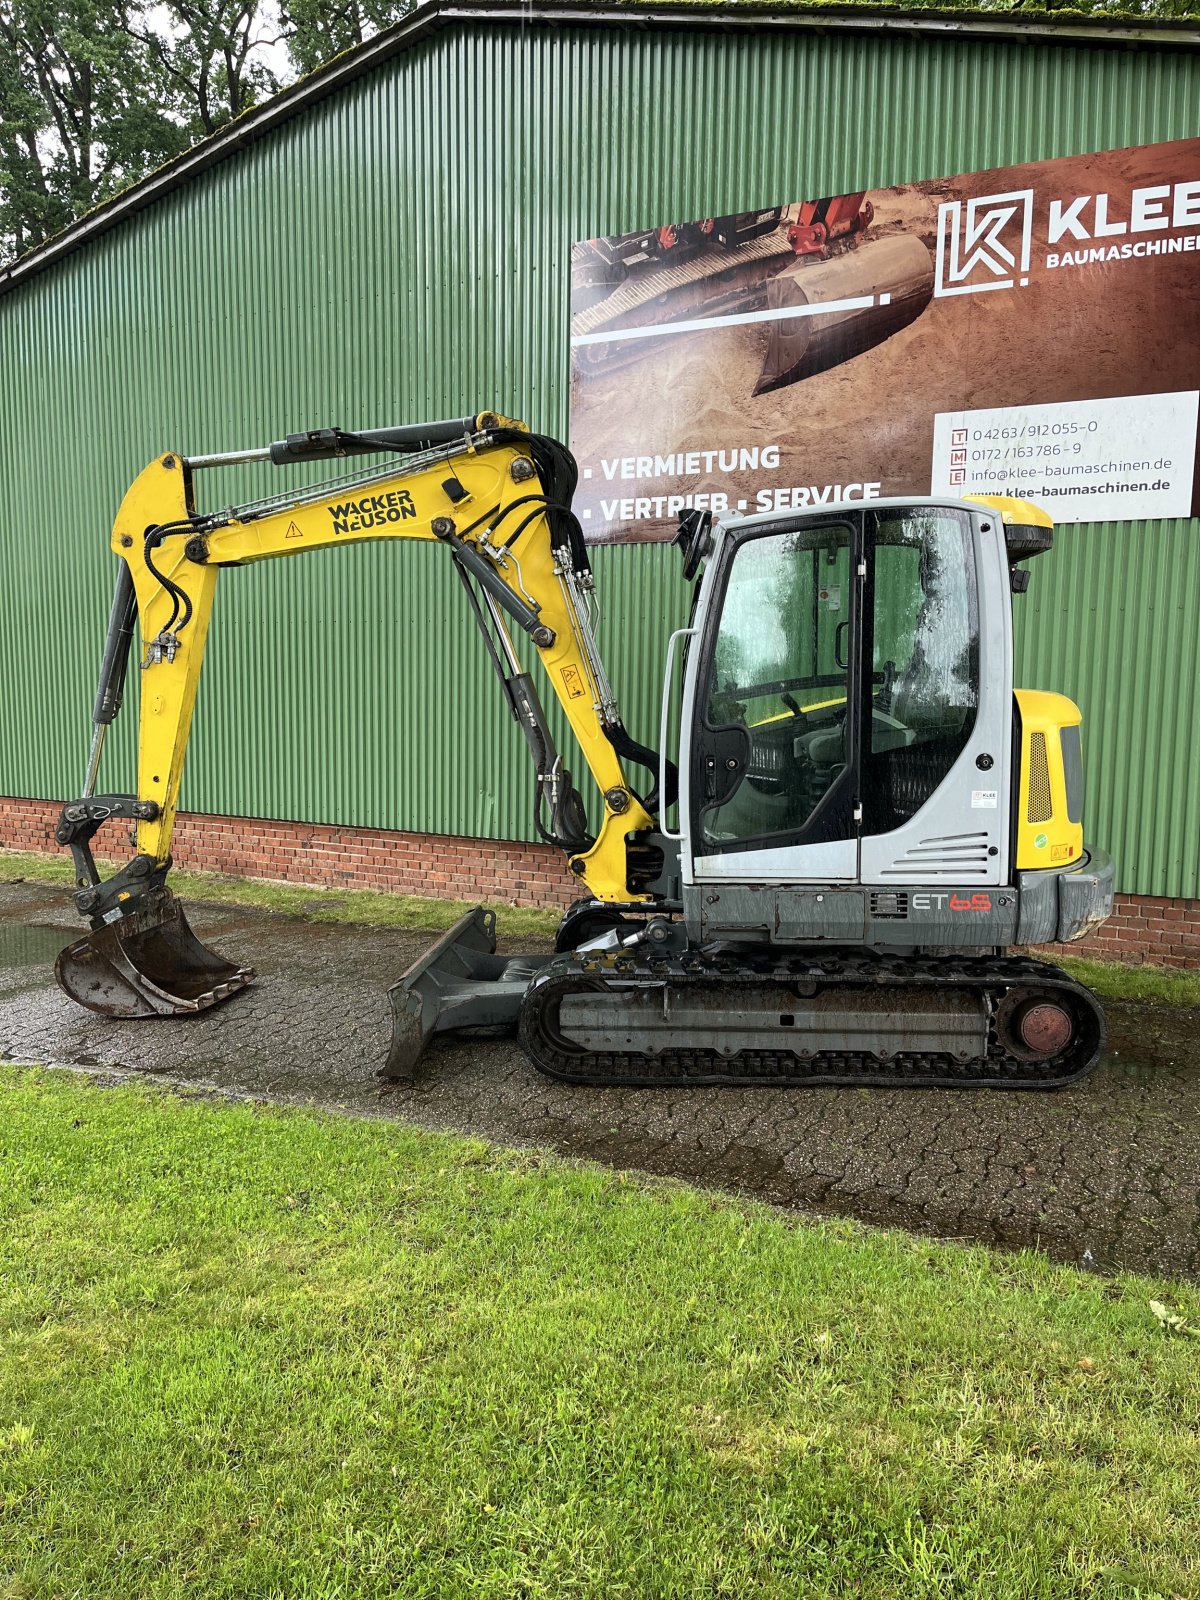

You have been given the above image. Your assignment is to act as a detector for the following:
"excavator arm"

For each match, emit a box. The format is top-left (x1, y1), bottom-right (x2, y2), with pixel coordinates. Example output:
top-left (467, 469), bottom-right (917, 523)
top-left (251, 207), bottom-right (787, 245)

top-left (55, 413), bottom-right (669, 1027)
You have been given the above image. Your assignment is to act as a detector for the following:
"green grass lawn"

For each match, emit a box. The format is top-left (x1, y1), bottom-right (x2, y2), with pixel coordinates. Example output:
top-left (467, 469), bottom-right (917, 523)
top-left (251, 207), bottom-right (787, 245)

top-left (1050, 955), bottom-right (1200, 1009)
top-left (0, 848), bottom-right (562, 939)
top-left (0, 1069), bottom-right (1197, 1599)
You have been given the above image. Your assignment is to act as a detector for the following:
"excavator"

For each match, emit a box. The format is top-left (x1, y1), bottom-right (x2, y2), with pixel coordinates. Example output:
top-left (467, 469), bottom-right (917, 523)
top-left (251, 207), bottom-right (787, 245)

top-left (55, 412), bottom-right (1115, 1087)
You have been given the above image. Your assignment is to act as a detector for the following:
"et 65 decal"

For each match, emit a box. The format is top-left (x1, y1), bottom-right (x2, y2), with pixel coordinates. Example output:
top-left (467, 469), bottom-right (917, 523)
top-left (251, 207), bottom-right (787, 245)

top-left (912, 892), bottom-right (993, 912)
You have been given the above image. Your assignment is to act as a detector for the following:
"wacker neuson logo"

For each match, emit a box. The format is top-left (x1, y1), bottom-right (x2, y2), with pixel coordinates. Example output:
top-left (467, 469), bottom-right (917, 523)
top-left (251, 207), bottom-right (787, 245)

top-left (327, 489), bottom-right (417, 536)
top-left (935, 180), bottom-right (1200, 297)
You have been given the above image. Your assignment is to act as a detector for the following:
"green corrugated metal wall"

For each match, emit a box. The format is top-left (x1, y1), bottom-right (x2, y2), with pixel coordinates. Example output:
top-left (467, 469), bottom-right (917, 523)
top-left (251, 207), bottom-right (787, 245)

top-left (0, 13), bottom-right (1197, 895)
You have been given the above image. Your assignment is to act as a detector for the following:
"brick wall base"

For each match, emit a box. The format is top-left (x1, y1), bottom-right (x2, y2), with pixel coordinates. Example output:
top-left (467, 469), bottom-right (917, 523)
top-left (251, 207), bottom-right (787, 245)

top-left (0, 795), bottom-right (579, 912)
top-left (1037, 902), bottom-right (1200, 969)
top-left (3, 795), bottom-right (1197, 965)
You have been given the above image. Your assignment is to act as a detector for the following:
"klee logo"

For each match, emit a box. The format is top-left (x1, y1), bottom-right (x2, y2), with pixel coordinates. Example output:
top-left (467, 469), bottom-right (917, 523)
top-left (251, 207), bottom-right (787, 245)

top-left (934, 189), bottom-right (1034, 297)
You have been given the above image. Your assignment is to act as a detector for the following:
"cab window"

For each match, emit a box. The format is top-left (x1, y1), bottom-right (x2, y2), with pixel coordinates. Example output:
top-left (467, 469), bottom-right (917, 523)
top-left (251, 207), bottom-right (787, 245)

top-left (698, 521), bottom-right (855, 849)
top-left (863, 509), bottom-right (979, 834)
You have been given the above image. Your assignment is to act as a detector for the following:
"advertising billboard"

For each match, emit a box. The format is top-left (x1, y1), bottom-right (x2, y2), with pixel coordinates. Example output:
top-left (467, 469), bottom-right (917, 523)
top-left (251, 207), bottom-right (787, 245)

top-left (568, 139), bottom-right (1200, 541)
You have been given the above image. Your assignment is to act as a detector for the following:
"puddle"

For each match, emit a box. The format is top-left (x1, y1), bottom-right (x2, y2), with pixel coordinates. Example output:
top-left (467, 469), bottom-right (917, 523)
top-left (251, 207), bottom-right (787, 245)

top-left (0, 922), bottom-right (72, 968)
top-left (1109, 1057), bottom-right (1161, 1083)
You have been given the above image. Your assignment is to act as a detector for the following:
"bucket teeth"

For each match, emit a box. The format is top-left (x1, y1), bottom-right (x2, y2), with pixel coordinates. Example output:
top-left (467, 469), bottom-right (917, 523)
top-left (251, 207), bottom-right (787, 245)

top-left (55, 890), bottom-right (255, 1019)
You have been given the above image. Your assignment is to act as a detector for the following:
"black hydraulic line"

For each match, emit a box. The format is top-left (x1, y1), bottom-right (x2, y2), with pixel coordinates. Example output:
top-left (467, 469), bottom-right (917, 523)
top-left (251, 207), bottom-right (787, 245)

top-left (449, 556), bottom-right (589, 851)
top-left (444, 495), bottom-right (562, 550)
top-left (476, 492), bottom-right (554, 544)
top-left (449, 555), bottom-right (522, 719)
top-left (351, 419), bottom-right (477, 452)
top-left (468, 430), bottom-right (673, 809)
top-left (508, 672), bottom-right (591, 850)
top-left (444, 426), bottom-right (672, 812)
top-left (509, 674), bottom-right (554, 844)
top-left (437, 492), bottom-right (555, 549)
top-left (607, 718), bottom-right (678, 812)
top-left (441, 528), bottom-right (555, 648)
top-left (488, 428), bottom-right (589, 575)
top-left (143, 518), bottom-right (201, 633)
top-left (499, 500), bottom-right (579, 551)
top-left (454, 501), bottom-right (508, 541)
top-left (143, 535), bottom-right (182, 633)
top-left (92, 562), bottom-right (138, 725)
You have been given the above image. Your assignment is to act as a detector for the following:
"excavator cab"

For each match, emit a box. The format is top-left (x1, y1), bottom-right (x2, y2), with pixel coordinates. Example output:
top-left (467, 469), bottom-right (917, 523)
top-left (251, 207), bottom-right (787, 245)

top-left (676, 498), bottom-right (1111, 944)
top-left (688, 505), bottom-right (984, 879)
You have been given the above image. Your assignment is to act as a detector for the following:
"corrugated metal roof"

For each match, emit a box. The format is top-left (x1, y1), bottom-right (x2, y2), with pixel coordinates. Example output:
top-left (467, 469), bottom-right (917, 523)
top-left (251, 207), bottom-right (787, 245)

top-left (3, 0), bottom-right (1198, 296)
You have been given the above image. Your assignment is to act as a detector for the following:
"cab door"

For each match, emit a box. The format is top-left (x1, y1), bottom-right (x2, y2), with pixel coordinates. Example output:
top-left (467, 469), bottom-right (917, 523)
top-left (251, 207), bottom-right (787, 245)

top-left (683, 503), bottom-right (996, 887)
top-left (858, 506), bottom-right (1002, 884)
top-left (688, 515), bottom-right (863, 882)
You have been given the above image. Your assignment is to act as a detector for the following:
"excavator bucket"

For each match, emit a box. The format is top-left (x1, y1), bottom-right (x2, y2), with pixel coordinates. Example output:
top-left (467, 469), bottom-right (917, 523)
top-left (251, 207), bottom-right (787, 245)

top-left (55, 890), bottom-right (255, 1018)
top-left (384, 908), bottom-right (552, 1081)
top-left (755, 232), bottom-right (935, 394)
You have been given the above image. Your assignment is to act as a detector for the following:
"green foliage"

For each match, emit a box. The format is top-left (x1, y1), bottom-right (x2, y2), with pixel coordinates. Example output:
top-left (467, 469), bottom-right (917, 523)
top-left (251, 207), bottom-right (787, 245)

top-left (0, 1066), bottom-right (1198, 1597)
top-left (281, 0), bottom-right (413, 77)
top-left (0, 0), bottom-right (420, 263)
top-left (0, 0), bottom-right (191, 255)
top-left (0, 0), bottom-right (296, 261)
top-left (135, 0), bottom-right (287, 137)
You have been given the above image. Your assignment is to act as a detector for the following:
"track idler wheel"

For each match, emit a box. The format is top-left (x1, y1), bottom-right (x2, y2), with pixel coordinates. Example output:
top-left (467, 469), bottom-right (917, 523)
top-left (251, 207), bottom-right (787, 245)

top-left (995, 988), bottom-right (1076, 1063)
top-left (55, 889), bottom-right (255, 1018)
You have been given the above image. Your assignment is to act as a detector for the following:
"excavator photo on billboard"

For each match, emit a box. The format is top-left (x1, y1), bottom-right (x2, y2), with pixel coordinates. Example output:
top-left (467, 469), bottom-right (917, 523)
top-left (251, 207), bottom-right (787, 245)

top-left (570, 195), bottom-right (936, 392)
top-left (55, 412), bottom-right (1114, 1088)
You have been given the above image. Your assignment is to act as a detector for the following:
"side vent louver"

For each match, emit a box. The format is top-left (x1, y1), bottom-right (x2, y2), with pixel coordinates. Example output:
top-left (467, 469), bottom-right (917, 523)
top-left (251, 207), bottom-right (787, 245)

top-left (881, 832), bottom-right (992, 877)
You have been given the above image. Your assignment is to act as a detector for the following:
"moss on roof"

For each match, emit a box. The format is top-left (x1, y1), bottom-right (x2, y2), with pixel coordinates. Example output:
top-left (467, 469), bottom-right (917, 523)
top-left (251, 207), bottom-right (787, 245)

top-left (643, 0), bottom-right (1199, 19)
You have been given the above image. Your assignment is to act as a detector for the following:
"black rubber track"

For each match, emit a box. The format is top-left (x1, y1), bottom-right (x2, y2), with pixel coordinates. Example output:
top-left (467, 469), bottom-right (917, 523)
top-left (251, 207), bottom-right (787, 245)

top-left (518, 949), bottom-right (1105, 1089)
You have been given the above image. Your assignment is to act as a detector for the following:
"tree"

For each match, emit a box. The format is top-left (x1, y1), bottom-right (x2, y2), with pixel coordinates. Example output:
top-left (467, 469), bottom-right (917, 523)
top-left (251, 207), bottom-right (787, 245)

top-left (282, 0), bottom-right (411, 79)
top-left (0, 0), bottom-right (288, 261)
top-left (138, 0), bottom-right (284, 139)
top-left (0, 0), bottom-right (188, 256)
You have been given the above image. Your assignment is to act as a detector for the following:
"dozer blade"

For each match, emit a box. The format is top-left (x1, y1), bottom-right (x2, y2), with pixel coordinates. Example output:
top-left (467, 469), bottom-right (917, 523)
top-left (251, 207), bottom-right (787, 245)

top-left (55, 890), bottom-right (255, 1018)
top-left (384, 907), bottom-right (552, 1081)
top-left (755, 232), bottom-right (934, 394)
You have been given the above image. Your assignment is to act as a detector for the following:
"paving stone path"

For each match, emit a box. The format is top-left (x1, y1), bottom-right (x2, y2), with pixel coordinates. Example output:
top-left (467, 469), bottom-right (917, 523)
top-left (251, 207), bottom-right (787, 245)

top-left (3, 880), bottom-right (1198, 1279)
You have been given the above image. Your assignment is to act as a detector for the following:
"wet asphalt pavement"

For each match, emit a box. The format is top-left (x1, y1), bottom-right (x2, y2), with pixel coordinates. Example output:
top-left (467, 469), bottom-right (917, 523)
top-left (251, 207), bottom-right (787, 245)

top-left (3, 879), bottom-right (1199, 1281)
